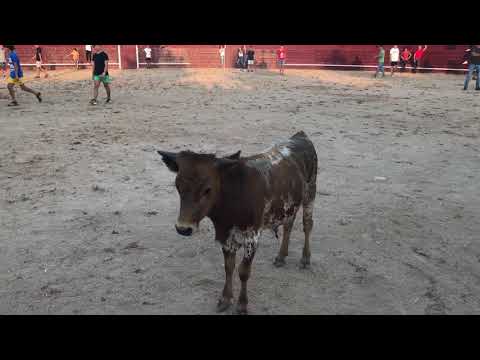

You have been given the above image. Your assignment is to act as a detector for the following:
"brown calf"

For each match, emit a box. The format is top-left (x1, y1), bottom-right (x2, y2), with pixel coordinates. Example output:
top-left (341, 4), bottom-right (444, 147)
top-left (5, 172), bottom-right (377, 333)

top-left (158, 131), bottom-right (318, 314)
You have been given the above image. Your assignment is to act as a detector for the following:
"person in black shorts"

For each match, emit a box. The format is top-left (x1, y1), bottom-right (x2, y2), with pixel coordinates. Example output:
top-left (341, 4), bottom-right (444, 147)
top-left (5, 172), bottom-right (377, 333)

top-left (389, 45), bottom-right (400, 76)
top-left (90, 45), bottom-right (111, 105)
top-left (33, 45), bottom-right (48, 78)
top-left (85, 45), bottom-right (92, 62)
top-left (242, 45), bottom-right (247, 70)
top-left (144, 46), bottom-right (152, 69)
top-left (246, 46), bottom-right (255, 72)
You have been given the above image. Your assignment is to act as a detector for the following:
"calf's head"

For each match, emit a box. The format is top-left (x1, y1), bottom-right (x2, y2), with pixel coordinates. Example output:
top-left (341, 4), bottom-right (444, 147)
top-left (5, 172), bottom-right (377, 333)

top-left (157, 150), bottom-right (240, 236)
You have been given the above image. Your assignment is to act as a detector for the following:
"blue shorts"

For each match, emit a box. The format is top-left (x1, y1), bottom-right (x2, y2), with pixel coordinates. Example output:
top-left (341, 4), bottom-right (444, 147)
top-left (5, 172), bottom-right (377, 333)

top-left (278, 59), bottom-right (285, 66)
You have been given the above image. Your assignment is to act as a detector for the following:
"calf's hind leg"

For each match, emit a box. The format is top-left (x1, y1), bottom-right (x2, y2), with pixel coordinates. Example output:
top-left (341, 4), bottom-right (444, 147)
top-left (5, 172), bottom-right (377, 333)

top-left (300, 201), bottom-right (314, 269)
top-left (273, 213), bottom-right (297, 267)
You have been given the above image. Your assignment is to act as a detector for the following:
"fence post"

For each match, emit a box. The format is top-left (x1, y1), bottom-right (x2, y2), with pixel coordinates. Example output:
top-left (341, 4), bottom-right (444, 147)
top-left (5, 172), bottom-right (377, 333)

top-left (136, 45), bottom-right (140, 69)
top-left (117, 45), bottom-right (122, 69)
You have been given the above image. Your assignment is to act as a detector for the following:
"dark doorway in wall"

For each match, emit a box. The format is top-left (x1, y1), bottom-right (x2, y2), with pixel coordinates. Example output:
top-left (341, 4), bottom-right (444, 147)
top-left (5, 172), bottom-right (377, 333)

top-left (352, 56), bottom-right (363, 70)
top-left (329, 49), bottom-right (347, 65)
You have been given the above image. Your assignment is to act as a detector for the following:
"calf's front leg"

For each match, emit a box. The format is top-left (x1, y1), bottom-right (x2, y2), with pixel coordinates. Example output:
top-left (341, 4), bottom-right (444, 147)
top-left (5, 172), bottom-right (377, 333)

top-left (217, 248), bottom-right (236, 313)
top-left (237, 237), bottom-right (258, 315)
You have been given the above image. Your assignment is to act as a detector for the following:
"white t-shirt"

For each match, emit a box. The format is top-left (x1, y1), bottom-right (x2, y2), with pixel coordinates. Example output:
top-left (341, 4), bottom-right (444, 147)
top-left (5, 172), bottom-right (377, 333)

top-left (144, 48), bottom-right (152, 58)
top-left (0, 48), bottom-right (5, 62)
top-left (390, 47), bottom-right (400, 62)
top-left (86, 45), bottom-right (92, 51)
top-left (219, 47), bottom-right (225, 56)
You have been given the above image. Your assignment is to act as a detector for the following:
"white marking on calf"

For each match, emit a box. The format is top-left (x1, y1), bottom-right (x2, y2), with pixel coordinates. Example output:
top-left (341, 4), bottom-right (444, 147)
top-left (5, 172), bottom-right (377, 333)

top-left (222, 227), bottom-right (260, 261)
top-left (262, 194), bottom-right (298, 240)
top-left (270, 146), bottom-right (290, 166)
top-left (303, 202), bottom-right (314, 218)
top-left (261, 141), bottom-right (292, 166)
top-left (222, 228), bottom-right (242, 253)
top-left (279, 147), bottom-right (291, 158)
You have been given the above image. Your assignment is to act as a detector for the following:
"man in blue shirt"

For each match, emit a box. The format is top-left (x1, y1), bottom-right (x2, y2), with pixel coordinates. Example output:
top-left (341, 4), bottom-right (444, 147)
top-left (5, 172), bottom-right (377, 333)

top-left (5, 45), bottom-right (42, 106)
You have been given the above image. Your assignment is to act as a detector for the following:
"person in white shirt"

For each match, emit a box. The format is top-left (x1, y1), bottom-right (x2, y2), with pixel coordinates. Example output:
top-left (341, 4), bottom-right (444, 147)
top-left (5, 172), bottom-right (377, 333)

top-left (390, 45), bottom-right (400, 76)
top-left (85, 45), bottom-right (92, 62)
top-left (144, 46), bottom-right (152, 68)
top-left (219, 45), bottom-right (225, 67)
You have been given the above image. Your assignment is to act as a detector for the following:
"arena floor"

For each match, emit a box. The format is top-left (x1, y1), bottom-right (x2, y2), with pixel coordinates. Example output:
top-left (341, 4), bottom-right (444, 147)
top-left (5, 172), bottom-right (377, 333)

top-left (1, 67), bottom-right (479, 314)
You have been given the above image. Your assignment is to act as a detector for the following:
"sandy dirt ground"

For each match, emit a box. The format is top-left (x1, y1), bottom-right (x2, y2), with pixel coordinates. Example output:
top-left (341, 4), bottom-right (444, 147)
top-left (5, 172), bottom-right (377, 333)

top-left (0, 67), bottom-right (479, 314)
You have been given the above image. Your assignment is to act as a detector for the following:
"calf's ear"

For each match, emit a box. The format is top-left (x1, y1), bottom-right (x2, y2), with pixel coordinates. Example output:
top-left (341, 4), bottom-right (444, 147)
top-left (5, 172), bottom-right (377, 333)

top-left (224, 150), bottom-right (241, 160)
top-left (157, 151), bottom-right (179, 173)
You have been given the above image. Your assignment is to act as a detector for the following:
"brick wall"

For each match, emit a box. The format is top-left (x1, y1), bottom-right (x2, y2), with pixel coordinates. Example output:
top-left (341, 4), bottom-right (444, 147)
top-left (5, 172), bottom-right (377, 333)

top-left (137, 45), bottom-right (470, 71)
top-left (11, 45), bottom-right (119, 67)
top-left (137, 45), bottom-right (222, 67)
top-left (8, 45), bottom-right (470, 71)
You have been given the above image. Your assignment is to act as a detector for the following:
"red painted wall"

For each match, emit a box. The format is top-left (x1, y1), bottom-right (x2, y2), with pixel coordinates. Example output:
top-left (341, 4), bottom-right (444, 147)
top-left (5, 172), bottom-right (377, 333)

top-left (11, 45), bottom-right (120, 68)
top-left (9, 45), bottom-right (470, 71)
top-left (136, 45), bottom-right (470, 71)
top-left (137, 45), bottom-right (220, 68)
top-left (119, 45), bottom-right (137, 69)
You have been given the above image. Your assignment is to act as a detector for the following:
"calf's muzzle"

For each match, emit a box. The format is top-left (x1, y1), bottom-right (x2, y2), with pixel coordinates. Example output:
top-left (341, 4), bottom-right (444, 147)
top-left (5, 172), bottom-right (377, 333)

top-left (175, 225), bottom-right (193, 237)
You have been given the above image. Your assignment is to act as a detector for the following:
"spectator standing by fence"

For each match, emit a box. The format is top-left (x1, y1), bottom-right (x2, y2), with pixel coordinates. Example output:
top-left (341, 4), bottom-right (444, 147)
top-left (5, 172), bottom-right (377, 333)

top-left (400, 47), bottom-right (412, 72)
top-left (33, 45), bottom-right (48, 78)
top-left (374, 45), bottom-right (385, 78)
top-left (463, 45), bottom-right (480, 91)
top-left (219, 45), bottom-right (226, 68)
top-left (236, 47), bottom-right (244, 70)
top-left (144, 46), bottom-right (152, 68)
top-left (277, 46), bottom-right (286, 75)
top-left (85, 45), bottom-right (92, 62)
top-left (246, 46), bottom-right (255, 72)
top-left (242, 45), bottom-right (248, 70)
top-left (70, 48), bottom-right (80, 70)
top-left (390, 45), bottom-right (400, 76)
top-left (413, 45), bottom-right (427, 73)
top-left (0, 45), bottom-right (6, 78)
top-left (463, 46), bottom-right (478, 80)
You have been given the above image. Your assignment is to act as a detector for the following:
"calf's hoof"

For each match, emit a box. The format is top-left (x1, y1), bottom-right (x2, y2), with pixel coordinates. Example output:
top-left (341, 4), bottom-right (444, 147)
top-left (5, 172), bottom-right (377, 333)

top-left (273, 256), bottom-right (286, 268)
top-left (216, 298), bottom-right (233, 313)
top-left (299, 257), bottom-right (311, 269)
top-left (236, 303), bottom-right (248, 315)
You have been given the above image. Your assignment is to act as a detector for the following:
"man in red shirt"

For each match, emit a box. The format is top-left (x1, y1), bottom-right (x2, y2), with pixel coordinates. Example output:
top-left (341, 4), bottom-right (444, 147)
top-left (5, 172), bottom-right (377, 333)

top-left (413, 45), bottom-right (428, 73)
top-left (400, 47), bottom-right (412, 72)
top-left (277, 46), bottom-right (286, 75)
